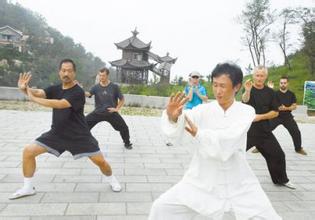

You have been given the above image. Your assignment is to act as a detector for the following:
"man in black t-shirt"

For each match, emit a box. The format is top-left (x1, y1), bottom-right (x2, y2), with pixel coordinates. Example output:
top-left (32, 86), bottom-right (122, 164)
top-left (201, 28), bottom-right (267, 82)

top-left (10, 59), bottom-right (121, 200)
top-left (242, 66), bottom-right (294, 189)
top-left (269, 76), bottom-right (307, 155)
top-left (85, 67), bottom-right (132, 150)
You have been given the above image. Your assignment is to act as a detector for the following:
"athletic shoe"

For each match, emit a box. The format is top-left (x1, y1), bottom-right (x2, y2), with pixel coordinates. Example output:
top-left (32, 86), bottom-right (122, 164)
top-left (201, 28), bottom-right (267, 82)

top-left (9, 187), bottom-right (36, 200)
top-left (282, 181), bottom-right (296, 190)
top-left (124, 143), bottom-right (133, 150)
top-left (296, 148), bottom-right (307, 155)
top-left (108, 176), bottom-right (122, 192)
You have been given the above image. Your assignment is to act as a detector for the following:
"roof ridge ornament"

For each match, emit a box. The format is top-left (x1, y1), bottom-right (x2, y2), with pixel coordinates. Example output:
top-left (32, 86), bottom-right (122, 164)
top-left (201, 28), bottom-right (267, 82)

top-left (131, 27), bottom-right (139, 37)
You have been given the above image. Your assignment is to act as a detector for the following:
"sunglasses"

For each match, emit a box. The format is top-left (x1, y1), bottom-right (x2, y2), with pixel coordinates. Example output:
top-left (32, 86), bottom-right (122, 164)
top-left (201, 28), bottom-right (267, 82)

top-left (191, 76), bottom-right (199, 79)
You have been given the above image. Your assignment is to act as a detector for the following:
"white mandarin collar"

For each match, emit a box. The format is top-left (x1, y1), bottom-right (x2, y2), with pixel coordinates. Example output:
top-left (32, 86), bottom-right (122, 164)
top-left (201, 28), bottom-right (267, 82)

top-left (213, 99), bottom-right (237, 118)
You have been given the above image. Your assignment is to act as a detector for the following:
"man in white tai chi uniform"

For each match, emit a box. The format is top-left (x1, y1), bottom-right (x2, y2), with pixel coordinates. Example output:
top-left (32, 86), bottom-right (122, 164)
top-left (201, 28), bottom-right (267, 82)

top-left (148, 63), bottom-right (282, 220)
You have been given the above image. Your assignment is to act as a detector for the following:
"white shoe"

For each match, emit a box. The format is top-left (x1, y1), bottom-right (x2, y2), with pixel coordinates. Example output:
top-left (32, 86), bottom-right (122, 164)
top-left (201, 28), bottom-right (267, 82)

top-left (9, 186), bottom-right (36, 200)
top-left (108, 176), bottom-right (122, 192)
top-left (282, 181), bottom-right (296, 189)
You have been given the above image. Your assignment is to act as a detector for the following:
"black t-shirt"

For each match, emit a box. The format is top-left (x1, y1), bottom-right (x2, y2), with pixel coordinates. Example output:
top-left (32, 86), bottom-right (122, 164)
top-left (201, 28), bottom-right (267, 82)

top-left (44, 84), bottom-right (92, 140)
top-left (89, 82), bottom-right (124, 114)
top-left (275, 90), bottom-right (296, 118)
top-left (245, 86), bottom-right (279, 135)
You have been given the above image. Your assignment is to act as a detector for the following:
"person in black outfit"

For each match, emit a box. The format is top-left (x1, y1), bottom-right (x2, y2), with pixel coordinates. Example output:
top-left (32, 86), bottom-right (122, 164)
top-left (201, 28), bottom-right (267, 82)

top-left (10, 59), bottom-right (121, 200)
top-left (269, 76), bottom-right (307, 155)
top-left (85, 67), bottom-right (132, 149)
top-left (242, 66), bottom-right (295, 189)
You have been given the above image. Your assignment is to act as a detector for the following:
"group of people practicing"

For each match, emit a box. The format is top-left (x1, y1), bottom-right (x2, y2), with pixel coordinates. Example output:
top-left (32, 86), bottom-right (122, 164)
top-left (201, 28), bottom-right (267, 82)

top-left (10, 59), bottom-right (131, 199)
top-left (10, 58), bottom-right (307, 220)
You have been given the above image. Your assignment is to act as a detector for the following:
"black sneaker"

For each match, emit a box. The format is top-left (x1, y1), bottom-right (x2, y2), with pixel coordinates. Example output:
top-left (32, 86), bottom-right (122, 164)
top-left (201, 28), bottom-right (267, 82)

top-left (124, 143), bottom-right (133, 150)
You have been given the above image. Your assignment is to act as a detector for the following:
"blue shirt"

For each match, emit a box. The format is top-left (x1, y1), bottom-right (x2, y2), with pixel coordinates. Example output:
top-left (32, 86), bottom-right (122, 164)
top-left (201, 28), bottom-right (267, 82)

top-left (184, 84), bottom-right (207, 109)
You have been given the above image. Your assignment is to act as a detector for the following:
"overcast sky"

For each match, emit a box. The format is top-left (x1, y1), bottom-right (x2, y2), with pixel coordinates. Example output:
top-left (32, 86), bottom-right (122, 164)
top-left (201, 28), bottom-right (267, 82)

top-left (13, 0), bottom-right (314, 80)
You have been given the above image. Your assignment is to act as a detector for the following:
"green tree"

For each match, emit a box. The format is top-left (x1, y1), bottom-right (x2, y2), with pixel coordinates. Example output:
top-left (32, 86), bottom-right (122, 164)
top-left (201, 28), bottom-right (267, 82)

top-left (239, 0), bottom-right (274, 66)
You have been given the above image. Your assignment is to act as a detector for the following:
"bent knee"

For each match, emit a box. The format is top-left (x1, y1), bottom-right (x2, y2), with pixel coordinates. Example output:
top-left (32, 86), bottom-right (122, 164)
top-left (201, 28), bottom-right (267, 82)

top-left (92, 156), bottom-right (109, 167)
top-left (23, 144), bottom-right (46, 158)
top-left (23, 144), bottom-right (38, 158)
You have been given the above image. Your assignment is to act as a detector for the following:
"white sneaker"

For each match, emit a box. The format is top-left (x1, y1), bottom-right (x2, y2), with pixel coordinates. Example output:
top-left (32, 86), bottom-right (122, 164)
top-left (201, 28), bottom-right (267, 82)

top-left (9, 186), bottom-right (36, 200)
top-left (282, 181), bottom-right (296, 190)
top-left (108, 175), bottom-right (122, 192)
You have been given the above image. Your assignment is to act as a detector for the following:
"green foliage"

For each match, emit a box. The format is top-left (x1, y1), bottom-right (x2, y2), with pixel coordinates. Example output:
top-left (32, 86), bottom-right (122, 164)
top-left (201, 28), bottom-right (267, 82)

top-left (120, 79), bottom-right (215, 99)
top-left (0, 0), bottom-right (105, 88)
top-left (244, 51), bottom-right (314, 104)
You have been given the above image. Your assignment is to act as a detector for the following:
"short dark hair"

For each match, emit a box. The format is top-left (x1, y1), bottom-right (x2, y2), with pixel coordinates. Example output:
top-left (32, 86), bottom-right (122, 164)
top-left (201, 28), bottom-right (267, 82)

top-left (211, 63), bottom-right (243, 87)
top-left (280, 75), bottom-right (289, 81)
top-left (59, 59), bottom-right (76, 72)
top-left (99, 67), bottom-right (109, 75)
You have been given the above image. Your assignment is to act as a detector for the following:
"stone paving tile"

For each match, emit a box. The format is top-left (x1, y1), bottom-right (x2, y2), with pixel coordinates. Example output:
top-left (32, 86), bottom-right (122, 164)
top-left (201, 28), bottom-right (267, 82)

top-left (0, 110), bottom-right (315, 219)
top-left (75, 183), bottom-right (125, 192)
top-left (41, 192), bottom-right (99, 203)
top-left (127, 202), bottom-right (152, 214)
top-left (53, 175), bottom-right (102, 183)
top-left (0, 217), bottom-right (30, 220)
top-left (102, 175), bottom-right (147, 183)
top-left (1, 174), bottom-right (55, 183)
top-left (66, 203), bottom-right (125, 215)
top-left (100, 192), bottom-right (152, 202)
top-left (31, 217), bottom-right (96, 220)
top-left (97, 216), bottom-right (147, 220)
top-left (126, 183), bottom-right (173, 192)
top-left (0, 203), bottom-right (67, 216)
top-left (0, 193), bottom-right (44, 203)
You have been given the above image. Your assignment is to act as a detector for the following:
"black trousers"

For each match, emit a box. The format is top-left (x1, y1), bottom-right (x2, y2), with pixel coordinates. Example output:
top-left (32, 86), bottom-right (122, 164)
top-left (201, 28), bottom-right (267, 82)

top-left (86, 111), bottom-right (130, 145)
top-left (247, 132), bottom-right (289, 184)
top-left (270, 116), bottom-right (302, 151)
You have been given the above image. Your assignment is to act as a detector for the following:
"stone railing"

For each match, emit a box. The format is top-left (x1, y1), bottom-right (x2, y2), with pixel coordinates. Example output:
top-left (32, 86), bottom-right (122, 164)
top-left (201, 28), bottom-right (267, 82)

top-left (0, 86), bottom-right (309, 115)
top-left (0, 86), bottom-right (169, 109)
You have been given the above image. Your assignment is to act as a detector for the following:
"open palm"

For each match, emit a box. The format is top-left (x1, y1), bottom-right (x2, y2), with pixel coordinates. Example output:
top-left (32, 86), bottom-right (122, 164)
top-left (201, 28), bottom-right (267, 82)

top-left (18, 72), bottom-right (32, 90)
top-left (167, 92), bottom-right (188, 122)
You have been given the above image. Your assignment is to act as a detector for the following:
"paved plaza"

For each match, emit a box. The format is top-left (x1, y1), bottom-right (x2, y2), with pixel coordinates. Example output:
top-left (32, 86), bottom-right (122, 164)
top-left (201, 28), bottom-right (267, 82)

top-left (0, 109), bottom-right (314, 220)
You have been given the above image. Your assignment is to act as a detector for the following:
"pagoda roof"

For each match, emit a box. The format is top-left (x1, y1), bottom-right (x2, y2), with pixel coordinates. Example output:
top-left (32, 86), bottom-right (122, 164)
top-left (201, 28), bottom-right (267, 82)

top-left (115, 29), bottom-right (151, 51)
top-left (147, 51), bottom-right (177, 64)
top-left (160, 52), bottom-right (177, 64)
top-left (110, 59), bottom-right (152, 69)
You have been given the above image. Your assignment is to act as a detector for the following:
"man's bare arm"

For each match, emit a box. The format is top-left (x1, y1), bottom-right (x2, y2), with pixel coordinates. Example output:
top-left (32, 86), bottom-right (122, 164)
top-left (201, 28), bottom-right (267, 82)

top-left (25, 88), bottom-right (46, 98)
top-left (27, 87), bottom-right (70, 109)
top-left (242, 90), bottom-right (251, 103)
top-left (242, 79), bottom-right (252, 103)
top-left (254, 110), bottom-right (279, 122)
top-left (30, 97), bottom-right (71, 109)
top-left (116, 98), bottom-right (125, 111)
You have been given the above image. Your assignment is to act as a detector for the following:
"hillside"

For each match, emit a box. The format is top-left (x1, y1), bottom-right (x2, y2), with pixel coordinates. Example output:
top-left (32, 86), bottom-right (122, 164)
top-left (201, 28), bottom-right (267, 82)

top-left (243, 51), bottom-right (314, 104)
top-left (0, 0), bottom-right (105, 88)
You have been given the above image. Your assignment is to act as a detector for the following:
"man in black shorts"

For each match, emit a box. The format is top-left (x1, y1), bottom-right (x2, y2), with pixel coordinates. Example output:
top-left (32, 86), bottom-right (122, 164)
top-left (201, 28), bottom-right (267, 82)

top-left (242, 66), bottom-right (295, 189)
top-left (10, 59), bottom-right (121, 200)
top-left (85, 67), bottom-right (132, 149)
top-left (269, 76), bottom-right (307, 155)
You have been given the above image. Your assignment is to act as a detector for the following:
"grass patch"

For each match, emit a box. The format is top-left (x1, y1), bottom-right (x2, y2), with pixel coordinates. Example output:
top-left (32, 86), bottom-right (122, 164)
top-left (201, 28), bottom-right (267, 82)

top-left (0, 100), bottom-right (162, 117)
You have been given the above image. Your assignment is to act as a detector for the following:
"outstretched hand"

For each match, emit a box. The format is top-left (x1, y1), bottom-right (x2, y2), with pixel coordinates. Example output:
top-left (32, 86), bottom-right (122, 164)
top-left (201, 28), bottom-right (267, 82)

top-left (243, 79), bottom-right (252, 92)
top-left (107, 107), bottom-right (118, 113)
top-left (185, 115), bottom-right (198, 137)
top-left (166, 92), bottom-right (189, 122)
top-left (267, 80), bottom-right (274, 89)
top-left (18, 72), bottom-right (32, 91)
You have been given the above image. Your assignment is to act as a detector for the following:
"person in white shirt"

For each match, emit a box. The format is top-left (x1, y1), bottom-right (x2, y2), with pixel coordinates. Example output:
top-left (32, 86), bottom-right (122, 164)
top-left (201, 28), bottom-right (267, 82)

top-left (148, 63), bottom-right (282, 220)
